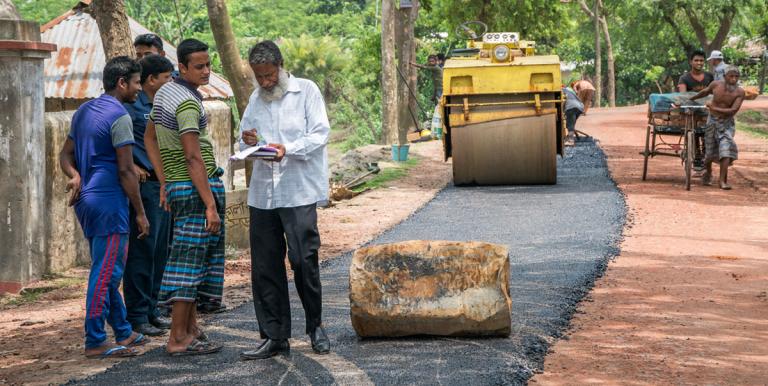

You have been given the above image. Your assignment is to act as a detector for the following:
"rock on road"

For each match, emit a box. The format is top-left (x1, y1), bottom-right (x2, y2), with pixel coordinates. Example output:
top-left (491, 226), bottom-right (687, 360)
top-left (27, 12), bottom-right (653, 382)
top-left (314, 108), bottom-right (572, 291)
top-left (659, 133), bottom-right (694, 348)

top-left (70, 139), bottom-right (625, 385)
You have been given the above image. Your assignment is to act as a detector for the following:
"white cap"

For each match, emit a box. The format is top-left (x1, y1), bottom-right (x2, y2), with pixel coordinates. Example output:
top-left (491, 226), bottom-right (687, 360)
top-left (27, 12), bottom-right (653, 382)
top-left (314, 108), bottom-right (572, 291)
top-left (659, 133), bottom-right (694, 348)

top-left (707, 50), bottom-right (724, 61)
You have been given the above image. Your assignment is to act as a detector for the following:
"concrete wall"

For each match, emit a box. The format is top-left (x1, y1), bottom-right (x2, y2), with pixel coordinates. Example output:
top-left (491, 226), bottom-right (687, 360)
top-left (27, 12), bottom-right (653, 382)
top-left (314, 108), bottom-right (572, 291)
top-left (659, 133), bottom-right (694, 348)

top-left (44, 111), bottom-right (90, 270)
top-left (224, 189), bottom-right (249, 250)
top-left (0, 19), bottom-right (50, 293)
top-left (203, 100), bottom-right (233, 188)
top-left (40, 100), bottom-right (234, 274)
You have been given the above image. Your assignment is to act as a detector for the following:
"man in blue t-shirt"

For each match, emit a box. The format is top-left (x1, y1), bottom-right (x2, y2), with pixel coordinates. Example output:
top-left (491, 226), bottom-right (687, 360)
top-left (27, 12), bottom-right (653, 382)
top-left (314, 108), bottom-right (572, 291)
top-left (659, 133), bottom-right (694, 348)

top-left (122, 54), bottom-right (175, 337)
top-left (59, 56), bottom-right (151, 359)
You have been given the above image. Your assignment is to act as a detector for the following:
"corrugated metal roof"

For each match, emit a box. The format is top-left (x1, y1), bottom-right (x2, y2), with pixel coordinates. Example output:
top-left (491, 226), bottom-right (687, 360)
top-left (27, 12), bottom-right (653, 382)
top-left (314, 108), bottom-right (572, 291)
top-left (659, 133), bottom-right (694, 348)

top-left (41, 6), bottom-right (234, 100)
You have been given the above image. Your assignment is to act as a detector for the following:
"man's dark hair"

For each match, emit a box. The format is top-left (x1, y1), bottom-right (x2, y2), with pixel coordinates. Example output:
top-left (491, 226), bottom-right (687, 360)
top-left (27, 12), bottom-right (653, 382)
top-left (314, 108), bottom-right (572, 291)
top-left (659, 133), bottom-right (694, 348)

top-left (177, 38), bottom-right (208, 66)
top-left (689, 49), bottom-right (706, 61)
top-left (134, 33), bottom-right (163, 51)
top-left (139, 54), bottom-right (174, 84)
top-left (248, 40), bottom-right (283, 66)
top-left (103, 56), bottom-right (141, 91)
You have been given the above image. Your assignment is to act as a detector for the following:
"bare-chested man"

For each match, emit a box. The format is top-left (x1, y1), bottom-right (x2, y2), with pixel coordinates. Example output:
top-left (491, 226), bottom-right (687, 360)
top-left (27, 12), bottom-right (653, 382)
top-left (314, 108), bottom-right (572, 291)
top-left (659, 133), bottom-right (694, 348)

top-left (691, 66), bottom-right (745, 190)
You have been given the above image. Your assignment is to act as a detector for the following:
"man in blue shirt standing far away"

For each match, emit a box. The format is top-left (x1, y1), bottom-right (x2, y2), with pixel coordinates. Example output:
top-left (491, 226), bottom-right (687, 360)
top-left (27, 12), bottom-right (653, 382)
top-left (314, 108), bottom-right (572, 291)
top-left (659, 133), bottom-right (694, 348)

top-left (122, 54), bottom-right (175, 337)
top-left (59, 56), bottom-right (151, 358)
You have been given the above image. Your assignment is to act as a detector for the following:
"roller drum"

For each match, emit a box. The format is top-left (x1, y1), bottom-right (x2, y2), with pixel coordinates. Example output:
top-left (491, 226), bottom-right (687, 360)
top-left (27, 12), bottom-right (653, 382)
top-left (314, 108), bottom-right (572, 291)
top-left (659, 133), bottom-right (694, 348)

top-left (451, 114), bottom-right (557, 185)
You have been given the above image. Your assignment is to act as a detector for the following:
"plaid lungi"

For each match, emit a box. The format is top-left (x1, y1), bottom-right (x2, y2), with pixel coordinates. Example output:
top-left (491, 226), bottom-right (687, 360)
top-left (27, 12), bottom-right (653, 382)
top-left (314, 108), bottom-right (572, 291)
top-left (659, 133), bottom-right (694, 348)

top-left (704, 115), bottom-right (738, 163)
top-left (158, 177), bottom-right (226, 304)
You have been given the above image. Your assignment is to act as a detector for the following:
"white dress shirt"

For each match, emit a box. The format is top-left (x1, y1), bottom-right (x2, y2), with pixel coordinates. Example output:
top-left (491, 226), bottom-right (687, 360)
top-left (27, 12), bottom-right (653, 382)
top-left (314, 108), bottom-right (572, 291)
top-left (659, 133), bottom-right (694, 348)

top-left (239, 75), bottom-right (330, 209)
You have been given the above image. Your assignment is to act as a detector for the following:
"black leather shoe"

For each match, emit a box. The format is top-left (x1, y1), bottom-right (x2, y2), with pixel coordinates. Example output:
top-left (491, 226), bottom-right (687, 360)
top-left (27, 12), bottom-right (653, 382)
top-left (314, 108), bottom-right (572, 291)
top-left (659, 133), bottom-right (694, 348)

top-left (240, 339), bottom-right (290, 360)
top-left (133, 322), bottom-right (166, 337)
top-left (309, 326), bottom-right (330, 354)
top-left (149, 316), bottom-right (171, 329)
top-left (197, 302), bottom-right (227, 314)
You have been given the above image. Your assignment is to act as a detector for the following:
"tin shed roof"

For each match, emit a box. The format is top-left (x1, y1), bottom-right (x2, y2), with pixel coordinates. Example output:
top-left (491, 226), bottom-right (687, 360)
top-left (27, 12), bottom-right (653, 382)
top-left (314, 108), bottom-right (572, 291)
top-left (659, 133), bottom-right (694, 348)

top-left (41, 3), bottom-right (234, 100)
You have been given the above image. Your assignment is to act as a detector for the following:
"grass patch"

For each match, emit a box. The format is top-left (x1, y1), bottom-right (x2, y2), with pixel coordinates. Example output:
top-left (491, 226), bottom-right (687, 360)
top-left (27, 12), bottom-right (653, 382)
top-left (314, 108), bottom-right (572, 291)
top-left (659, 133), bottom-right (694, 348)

top-left (738, 110), bottom-right (766, 124)
top-left (736, 109), bottom-right (768, 139)
top-left (737, 122), bottom-right (768, 139)
top-left (352, 158), bottom-right (420, 193)
top-left (0, 273), bottom-right (86, 308)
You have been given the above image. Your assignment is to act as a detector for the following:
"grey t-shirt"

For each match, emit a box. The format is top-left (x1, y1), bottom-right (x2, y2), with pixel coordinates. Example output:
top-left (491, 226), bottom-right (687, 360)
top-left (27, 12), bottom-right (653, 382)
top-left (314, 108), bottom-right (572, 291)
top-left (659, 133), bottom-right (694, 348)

top-left (110, 114), bottom-right (135, 147)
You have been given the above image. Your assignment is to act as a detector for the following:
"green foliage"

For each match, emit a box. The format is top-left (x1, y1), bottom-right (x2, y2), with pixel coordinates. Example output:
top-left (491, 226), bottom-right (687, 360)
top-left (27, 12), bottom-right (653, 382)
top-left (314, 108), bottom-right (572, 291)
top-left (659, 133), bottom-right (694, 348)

top-left (125, 0), bottom-right (209, 46)
top-left (12, 0), bottom-right (71, 24)
top-left (281, 35), bottom-right (350, 100)
top-left (351, 158), bottom-right (419, 193)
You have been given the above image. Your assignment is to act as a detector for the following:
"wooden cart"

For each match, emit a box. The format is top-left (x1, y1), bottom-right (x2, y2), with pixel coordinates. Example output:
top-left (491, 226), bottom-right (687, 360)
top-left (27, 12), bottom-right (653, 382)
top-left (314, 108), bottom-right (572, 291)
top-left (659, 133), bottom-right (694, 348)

top-left (642, 103), bottom-right (708, 190)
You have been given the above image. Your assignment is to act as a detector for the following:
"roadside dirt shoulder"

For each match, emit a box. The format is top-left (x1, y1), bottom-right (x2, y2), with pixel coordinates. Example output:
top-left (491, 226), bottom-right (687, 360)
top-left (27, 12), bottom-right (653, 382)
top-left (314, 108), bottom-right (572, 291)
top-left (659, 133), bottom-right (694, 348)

top-left (533, 99), bottom-right (768, 384)
top-left (0, 140), bottom-right (451, 386)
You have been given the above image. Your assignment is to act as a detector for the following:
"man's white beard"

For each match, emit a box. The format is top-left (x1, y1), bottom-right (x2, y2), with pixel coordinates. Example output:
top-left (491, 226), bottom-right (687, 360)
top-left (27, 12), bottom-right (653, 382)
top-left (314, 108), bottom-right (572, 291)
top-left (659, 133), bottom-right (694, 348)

top-left (260, 69), bottom-right (289, 102)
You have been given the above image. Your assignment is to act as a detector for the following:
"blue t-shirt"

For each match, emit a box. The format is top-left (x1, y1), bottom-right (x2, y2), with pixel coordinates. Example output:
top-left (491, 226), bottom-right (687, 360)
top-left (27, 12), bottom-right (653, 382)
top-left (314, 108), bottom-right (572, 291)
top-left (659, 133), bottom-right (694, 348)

top-left (123, 90), bottom-right (154, 171)
top-left (69, 94), bottom-right (135, 238)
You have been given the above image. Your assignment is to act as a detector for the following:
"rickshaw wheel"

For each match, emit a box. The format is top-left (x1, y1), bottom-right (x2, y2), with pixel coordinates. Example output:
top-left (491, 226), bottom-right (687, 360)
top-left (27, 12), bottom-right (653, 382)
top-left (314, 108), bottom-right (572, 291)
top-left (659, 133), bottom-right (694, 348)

top-left (684, 130), bottom-right (694, 190)
top-left (642, 125), bottom-right (652, 181)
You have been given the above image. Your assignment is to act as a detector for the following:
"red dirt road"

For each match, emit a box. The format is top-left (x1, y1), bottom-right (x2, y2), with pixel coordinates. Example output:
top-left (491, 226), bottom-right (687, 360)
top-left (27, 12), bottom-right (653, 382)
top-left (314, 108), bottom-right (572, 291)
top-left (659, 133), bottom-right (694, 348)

top-left (533, 98), bottom-right (768, 385)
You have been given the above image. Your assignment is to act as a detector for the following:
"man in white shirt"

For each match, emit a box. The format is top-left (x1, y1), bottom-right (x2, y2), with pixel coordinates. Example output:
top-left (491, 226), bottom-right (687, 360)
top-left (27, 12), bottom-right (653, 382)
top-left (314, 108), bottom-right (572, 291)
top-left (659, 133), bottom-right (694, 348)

top-left (237, 40), bottom-right (331, 360)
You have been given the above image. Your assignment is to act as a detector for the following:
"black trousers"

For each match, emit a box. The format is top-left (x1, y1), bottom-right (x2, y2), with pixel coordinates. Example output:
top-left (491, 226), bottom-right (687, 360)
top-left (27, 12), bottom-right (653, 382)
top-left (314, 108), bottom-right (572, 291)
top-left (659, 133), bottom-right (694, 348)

top-left (124, 181), bottom-right (171, 326)
top-left (566, 108), bottom-right (582, 133)
top-left (249, 204), bottom-right (322, 340)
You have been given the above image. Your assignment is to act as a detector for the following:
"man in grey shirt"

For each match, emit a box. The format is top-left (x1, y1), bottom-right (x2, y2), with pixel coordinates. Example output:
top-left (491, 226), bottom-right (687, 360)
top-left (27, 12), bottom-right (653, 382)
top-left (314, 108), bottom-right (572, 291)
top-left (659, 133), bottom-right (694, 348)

top-left (707, 50), bottom-right (727, 81)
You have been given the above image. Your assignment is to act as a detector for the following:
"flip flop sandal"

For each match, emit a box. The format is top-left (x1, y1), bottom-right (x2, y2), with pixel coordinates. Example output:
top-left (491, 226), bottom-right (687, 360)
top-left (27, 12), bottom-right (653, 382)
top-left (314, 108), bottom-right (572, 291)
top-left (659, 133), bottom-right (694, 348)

top-left (86, 345), bottom-right (139, 359)
top-left (167, 339), bottom-right (222, 357)
top-left (126, 333), bottom-right (150, 347)
top-left (196, 331), bottom-right (209, 342)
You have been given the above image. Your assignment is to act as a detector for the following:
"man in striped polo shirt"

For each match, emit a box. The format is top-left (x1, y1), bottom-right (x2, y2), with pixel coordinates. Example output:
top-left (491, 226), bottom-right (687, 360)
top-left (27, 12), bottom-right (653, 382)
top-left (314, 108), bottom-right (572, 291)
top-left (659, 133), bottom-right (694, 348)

top-left (145, 39), bottom-right (224, 356)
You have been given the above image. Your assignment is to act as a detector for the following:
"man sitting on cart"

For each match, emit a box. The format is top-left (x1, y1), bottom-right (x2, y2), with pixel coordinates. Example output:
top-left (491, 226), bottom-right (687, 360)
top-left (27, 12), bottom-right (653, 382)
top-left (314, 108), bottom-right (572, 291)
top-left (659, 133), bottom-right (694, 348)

top-left (690, 66), bottom-right (744, 190)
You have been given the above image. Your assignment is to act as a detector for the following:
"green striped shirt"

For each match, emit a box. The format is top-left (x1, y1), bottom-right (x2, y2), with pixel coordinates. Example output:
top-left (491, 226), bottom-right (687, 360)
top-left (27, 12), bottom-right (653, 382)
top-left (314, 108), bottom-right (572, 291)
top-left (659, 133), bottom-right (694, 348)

top-left (150, 80), bottom-right (218, 182)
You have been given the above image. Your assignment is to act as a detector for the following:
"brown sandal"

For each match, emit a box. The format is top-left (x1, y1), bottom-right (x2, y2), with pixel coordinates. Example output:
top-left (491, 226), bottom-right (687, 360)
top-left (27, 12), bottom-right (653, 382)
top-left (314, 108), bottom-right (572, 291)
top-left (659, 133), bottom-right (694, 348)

top-left (167, 339), bottom-right (222, 357)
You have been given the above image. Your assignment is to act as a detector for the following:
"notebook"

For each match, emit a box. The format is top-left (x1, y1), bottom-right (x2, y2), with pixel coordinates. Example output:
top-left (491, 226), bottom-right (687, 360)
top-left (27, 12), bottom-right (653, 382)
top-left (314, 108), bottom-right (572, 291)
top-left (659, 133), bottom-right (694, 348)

top-left (230, 145), bottom-right (279, 161)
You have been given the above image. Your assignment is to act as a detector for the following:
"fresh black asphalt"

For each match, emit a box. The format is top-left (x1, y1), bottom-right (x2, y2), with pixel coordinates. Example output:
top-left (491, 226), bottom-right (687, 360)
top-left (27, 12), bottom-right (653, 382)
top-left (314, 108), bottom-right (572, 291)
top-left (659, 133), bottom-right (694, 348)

top-left (70, 138), bottom-right (625, 385)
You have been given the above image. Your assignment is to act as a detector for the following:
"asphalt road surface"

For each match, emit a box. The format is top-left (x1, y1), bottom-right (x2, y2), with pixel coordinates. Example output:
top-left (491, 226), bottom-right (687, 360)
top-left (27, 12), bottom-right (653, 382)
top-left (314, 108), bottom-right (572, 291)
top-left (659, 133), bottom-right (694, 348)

top-left (71, 139), bottom-right (625, 386)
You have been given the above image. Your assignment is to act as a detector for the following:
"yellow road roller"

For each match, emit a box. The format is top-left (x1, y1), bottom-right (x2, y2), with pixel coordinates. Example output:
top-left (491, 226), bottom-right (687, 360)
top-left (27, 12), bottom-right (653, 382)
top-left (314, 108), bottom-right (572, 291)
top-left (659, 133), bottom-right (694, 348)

top-left (440, 22), bottom-right (565, 185)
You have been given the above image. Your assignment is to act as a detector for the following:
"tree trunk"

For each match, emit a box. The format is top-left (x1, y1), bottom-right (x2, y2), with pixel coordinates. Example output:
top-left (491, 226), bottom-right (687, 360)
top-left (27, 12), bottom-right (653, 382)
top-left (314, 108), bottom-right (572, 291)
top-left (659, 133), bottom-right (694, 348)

top-left (380, 0), bottom-right (398, 145)
top-left (593, 0), bottom-right (601, 108)
top-left (408, 1), bottom-right (420, 137)
top-left (760, 51), bottom-right (767, 95)
top-left (598, 0), bottom-right (615, 107)
top-left (396, 0), bottom-right (418, 145)
top-left (91, 0), bottom-right (136, 59)
top-left (684, 5), bottom-right (734, 54)
top-left (0, 0), bottom-right (20, 19)
top-left (205, 0), bottom-right (254, 118)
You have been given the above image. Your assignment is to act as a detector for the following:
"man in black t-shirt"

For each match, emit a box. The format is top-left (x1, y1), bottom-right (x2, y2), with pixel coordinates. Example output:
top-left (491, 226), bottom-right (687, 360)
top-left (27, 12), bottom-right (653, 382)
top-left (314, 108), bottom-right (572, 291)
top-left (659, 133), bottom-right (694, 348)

top-left (678, 49), bottom-right (714, 92)
top-left (677, 49), bottom-right (713, 171)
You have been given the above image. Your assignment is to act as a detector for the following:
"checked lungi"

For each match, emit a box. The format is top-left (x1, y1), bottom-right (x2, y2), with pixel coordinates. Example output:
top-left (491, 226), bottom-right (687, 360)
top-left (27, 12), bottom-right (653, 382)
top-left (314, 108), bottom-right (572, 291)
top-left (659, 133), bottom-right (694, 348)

top-left (158, 178), bottom-right (226, 305)
top-left (704, 115), bottom-right (739, 163)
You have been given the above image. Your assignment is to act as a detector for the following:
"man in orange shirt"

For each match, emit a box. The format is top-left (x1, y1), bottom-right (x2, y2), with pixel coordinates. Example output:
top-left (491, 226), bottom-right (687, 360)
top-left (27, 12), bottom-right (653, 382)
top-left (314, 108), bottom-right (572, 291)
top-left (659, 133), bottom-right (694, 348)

top-left (572, 79), bottom-right (595, 115)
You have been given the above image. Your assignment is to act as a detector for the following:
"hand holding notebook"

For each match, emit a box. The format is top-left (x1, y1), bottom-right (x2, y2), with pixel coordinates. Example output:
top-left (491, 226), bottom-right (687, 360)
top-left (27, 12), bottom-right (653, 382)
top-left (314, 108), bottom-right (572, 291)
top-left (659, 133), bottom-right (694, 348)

top-left (230, 145), bottom-right (279, 161)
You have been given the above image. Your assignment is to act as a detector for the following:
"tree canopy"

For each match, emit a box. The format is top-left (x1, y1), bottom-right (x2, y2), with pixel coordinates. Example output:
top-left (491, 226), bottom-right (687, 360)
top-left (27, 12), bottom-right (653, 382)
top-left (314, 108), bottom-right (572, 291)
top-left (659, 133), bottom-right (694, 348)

top-left (14, 0), bottom-right (768, 146)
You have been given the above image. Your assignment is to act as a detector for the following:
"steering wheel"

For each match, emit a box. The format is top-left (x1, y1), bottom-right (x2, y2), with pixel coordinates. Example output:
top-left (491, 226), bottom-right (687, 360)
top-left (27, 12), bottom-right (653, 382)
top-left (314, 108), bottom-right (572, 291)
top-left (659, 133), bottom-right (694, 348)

top-left (455, 21), bottom-right (488, 40)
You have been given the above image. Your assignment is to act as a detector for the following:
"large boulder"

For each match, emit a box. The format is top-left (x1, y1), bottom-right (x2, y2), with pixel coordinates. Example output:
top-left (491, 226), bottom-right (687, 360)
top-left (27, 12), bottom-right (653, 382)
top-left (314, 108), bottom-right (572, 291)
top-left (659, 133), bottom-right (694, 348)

top-left (349, 240), bottom-right (511, 337)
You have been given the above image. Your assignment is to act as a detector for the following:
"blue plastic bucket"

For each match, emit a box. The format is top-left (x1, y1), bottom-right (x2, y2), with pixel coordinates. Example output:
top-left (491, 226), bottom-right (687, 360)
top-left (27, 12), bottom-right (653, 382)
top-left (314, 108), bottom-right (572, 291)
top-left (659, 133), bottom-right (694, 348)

top-left (391, 144), bottom-right (410, 161)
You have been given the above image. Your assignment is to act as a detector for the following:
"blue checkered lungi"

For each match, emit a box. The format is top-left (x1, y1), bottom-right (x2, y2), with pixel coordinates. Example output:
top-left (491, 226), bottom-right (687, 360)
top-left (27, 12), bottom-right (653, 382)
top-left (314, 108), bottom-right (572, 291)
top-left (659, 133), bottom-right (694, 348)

top-left (158, 177), bottom-right (226, 304)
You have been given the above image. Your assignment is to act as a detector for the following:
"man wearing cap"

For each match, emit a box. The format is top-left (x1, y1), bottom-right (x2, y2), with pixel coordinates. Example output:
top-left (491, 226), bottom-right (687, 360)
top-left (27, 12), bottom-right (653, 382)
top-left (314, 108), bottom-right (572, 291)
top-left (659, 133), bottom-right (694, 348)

top-left (707, 50), bottom-right (727, 81)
